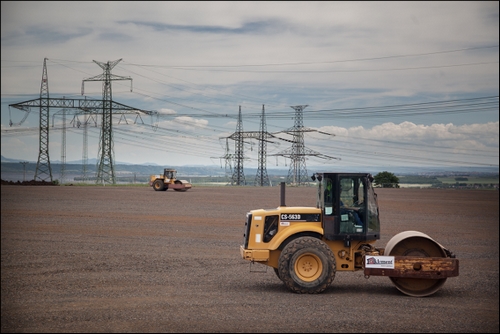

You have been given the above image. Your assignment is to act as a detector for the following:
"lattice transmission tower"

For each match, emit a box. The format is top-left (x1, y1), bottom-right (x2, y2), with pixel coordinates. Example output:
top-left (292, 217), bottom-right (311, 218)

top-left (211, 138), bottom-right (234, 185)
top-left (224, 105), bottom-right (279, 186)
top-left (82, 59), bottom-right (132, 185)
top-left (230, 106), bottom-right (246, 185)
top-left (59, 109), bottom-right (67, 183)
top-left (80, 114), bottom-right (97, 182)
top-left (34, 57), bottom-right (53, 182)
top-left (286, 105), bottom-right (309, 185)
top-left (271, 105), bottom-right (340, 186)
top-left (254, 105), bottom-right (270, 186)
top-left (82, 115), bottom-right (89, 182)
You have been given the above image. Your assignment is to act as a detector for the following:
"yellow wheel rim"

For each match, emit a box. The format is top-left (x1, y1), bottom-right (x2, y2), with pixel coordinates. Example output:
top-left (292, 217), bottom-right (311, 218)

top-left (294, 253), bottom-right (322, 282)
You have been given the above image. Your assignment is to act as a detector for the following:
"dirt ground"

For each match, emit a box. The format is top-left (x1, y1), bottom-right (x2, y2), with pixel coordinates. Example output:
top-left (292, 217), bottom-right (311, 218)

top-left (1, 185), bottom-right (499, 333)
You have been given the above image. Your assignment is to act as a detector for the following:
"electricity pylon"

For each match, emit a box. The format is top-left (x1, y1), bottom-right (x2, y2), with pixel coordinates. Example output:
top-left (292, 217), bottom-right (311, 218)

top-left (81, 113), bottom-right (97, 182)
top-left (211, 138), bottom-right (233, 184)
top-left (82, 59), bottom-right (132, 185)
top-left (285, 105), bottom-right (309, 185)
top-left (224, 105), bottom-right (279, 186)
top-left (254, 105), bottom-right (270, 186)
top-left (60, 108), bottom-right (66, 183)
top-left (230, 106), bottom-right (246, 185)
top-left (34, 57), bottom-right (53, 182)
top-left (272, 105), bottom-right (340, 186)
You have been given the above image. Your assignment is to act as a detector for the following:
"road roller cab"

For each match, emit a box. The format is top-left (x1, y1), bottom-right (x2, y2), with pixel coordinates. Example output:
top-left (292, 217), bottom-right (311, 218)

top-left (239, 172), bottom-right (459, 297)
top-left (313, 172), bottom-right (381, 245)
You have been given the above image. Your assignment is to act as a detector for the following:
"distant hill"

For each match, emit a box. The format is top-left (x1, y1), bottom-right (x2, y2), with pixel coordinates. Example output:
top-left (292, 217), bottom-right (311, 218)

top-left (1, 155), bottom-right (28, 163)
top-left (2, 155), bottom-right (498, 176)
top-left (1, 155), bottom-right (159, 166)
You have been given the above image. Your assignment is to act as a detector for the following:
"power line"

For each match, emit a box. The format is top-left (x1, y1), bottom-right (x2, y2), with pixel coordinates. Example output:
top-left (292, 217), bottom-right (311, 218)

top-left (119, 45), bottom-right (499, 68)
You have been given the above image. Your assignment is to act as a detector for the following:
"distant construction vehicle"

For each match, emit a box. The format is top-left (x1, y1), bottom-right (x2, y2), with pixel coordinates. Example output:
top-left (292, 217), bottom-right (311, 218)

top-left (149, 168), bottom-right (192, 192)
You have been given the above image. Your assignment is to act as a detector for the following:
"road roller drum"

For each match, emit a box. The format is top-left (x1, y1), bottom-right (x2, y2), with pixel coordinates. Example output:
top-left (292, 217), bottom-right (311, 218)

top-left (383, 231), bottom-right (453, 297)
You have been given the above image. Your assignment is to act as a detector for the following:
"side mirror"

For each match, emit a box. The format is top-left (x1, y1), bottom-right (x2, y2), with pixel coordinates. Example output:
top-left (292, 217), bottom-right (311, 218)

top-left (311, 174), bottom-right (322, 181)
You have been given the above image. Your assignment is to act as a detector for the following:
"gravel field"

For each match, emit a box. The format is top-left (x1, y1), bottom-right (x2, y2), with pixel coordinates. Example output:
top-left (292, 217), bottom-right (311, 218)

top-left (1, 185), bottom-right (499, 333)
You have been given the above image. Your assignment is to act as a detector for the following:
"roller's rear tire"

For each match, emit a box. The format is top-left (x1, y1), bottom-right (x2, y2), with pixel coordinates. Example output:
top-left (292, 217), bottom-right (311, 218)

top-left (273, 267), bottom-right (282, 281)
top-left (278, 237), bottom-right (336, 294)
top-left (153, 180), bottom-right (166, 191)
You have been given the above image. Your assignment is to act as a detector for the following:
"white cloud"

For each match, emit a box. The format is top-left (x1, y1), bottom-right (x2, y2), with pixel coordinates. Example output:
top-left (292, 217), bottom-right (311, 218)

top-left (173, 116), bottom-right (208, 130)
top-left (158, 108), bottom-right (176, 115)
top-left (310, 121), bottom-right (498, 167)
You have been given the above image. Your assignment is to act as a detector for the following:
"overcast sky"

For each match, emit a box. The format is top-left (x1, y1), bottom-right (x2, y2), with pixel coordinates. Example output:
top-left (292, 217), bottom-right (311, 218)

top-left (1, 1), bottom-right (498, 172)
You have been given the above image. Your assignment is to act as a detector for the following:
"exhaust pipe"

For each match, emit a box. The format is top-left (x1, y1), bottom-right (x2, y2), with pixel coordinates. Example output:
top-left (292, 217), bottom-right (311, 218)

top-left (280, 182), bottom-right (286, 207)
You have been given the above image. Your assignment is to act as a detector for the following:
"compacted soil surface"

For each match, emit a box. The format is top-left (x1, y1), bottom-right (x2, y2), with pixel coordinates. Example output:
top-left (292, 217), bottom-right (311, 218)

top-left (1, 185), bottom-right (498, 333)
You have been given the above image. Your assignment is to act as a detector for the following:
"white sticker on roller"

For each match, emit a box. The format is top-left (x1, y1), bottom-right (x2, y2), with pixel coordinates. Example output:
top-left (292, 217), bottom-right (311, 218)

top-left (365, 256), bottom-right (395, 269)
top-left (254, 216), bottom-right (262, 220)
top-left (255, 234), bottom-right (261, 243)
